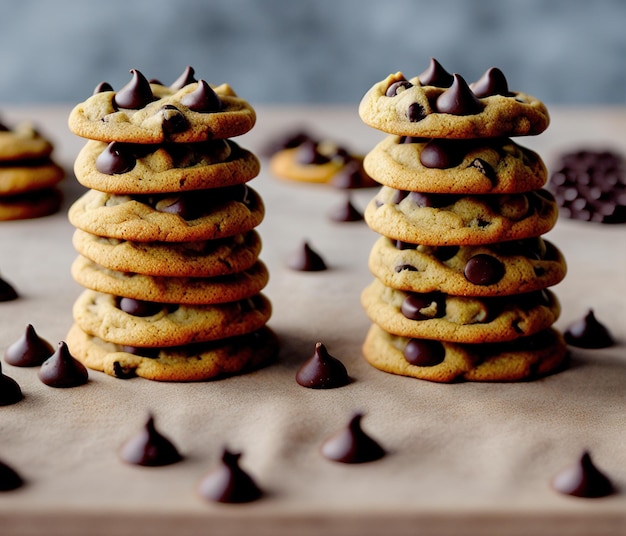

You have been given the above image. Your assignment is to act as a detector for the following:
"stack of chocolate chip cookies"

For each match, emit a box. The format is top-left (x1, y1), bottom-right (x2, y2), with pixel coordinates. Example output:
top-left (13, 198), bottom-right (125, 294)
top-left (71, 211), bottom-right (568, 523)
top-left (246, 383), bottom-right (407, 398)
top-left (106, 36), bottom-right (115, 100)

top-left (358, 59), bottom-right (568, 382)
top-left (65, 67), bottom-right (277, 381)
top-left (0, 118), bottom-right (64, 221)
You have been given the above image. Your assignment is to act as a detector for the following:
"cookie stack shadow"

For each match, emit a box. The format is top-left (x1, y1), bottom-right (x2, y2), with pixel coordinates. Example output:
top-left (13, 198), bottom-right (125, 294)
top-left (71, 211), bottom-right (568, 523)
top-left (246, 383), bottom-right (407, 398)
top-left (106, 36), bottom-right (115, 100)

top-left (359, 59), bottom-right (568, 382)
top-left (65, 67), bottom-right (277, 381)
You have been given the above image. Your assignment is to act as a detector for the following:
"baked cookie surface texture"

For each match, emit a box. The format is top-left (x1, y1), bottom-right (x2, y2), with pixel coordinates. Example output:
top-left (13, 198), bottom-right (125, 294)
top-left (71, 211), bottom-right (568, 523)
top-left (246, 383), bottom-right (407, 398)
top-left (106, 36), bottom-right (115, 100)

top-left (66, 67), bottom-right (277, 381)
top-left (358, 58), bottom-right (568, 382)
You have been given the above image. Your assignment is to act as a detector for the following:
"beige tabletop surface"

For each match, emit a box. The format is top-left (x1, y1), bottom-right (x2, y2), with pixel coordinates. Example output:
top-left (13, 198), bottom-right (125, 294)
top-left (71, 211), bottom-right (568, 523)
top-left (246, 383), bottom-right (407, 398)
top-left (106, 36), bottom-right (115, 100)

top-left (0, 104), bottom-right (625, 536)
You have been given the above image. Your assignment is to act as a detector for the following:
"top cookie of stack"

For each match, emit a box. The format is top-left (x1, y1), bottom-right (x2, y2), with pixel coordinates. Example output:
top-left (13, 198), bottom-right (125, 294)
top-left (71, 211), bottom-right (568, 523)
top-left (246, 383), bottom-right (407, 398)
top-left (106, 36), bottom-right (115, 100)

top-left (66, 67), bottom-right (277, 382)
top-left (358, 59), bottom-right (568, 383)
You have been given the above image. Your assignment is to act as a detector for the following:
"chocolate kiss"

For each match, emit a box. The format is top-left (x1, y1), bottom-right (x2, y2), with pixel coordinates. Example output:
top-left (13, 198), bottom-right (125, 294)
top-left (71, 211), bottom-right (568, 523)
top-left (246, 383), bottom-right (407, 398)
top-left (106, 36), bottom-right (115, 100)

top-left (114, 69), bottom-right (154, 110)
top-left (119, 415), bottom-right (183, 467)
top-left (180, 80), bottom-right (222, 112)
top-left (93, 81), bottom-right (114, 95)
top-left (38, 342), bottom-right (88, 388)
top-left (0, 459), bottom-right (24, 491)
top-left (0, 275), bottom-right (18, 302)
top-left (4, 324), bottom-right (54, 367)
top-left (197, 448), bottom-right (263, 503)
top-left (170, 65), bottom-right (197, 90)
top-left (287, 241), bottom-right (327, 271)
top-left (551, 451), bottom-right (615, 498)
top-left (0, 362), bottom-right (23, 406)
top-left (96, 142), bottom-right (137, 175)
top-left (418, 57), bottom-right (454, 88)
top-left (328, 195), bottom-right (363, 222)
top-left (470, 67), bottom-right (511, 98)
top-left (296, 342), bottom-right (350, 389)
top-left (435, 73), bottom-right (483, 115)
top-left (320, 413), bottom-right (386, 464)
top-left (564, 309), bottom-right (615, 348)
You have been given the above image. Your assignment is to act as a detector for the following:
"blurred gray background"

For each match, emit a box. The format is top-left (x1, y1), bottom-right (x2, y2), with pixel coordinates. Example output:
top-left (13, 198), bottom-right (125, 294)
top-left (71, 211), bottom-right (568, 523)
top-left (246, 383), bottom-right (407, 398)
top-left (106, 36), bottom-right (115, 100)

top-left (0, 0), bottom-right (624, 106)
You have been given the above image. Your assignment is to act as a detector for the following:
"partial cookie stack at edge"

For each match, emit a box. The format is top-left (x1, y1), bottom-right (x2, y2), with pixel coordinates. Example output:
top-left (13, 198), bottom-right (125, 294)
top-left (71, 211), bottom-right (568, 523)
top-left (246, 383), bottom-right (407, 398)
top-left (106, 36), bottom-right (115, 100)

top-left (358, 59), bottom-right (568, 382)
top-left (65, 67), bottom-right (277, 381)
top-left (0, 118), bottom-right (64, 221)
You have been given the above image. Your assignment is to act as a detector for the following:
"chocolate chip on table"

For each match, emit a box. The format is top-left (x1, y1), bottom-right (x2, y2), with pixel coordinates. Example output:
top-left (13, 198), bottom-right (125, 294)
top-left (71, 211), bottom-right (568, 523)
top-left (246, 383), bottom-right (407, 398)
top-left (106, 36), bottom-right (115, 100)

top-left (4, 324), bottom-right (54, 367)
top-left (331, 160), bottom-right (378, 189)
top-left (113, 69), bottom-right (154, 110)
top-left (96, 142), bottom-right (137, 175)
top-left (296, 342), bottom-right (350, 389)
top-left (403, 338), bottom-right (446, 366)
top-left (418, 58), bottom-right (454, 88)
top-left (0, 458), bottom-right (24, 491)
top-left (0, 274), bottom-right (18, 302)
top-left (551, 451), bottom-right (615, 498)
top-left (38, 342), bottom-right (88, 388)
top-left (180, 80), bottom-right (223, 113)
top-left (197, 448), bottom-right (263, 503)
top-left (170, 65), bottom-right (197, 90)
top-left (320, 413), bottom-right (385, 464)
top-left (119, 414), bottom-right (183, 467)
top-left (286, 241), bottom-right (327, 272)
top-left (0, 362), bottom-right (23, 406)
top-left (563, 309), bottom-right (615, 348)
top-left (470, 67), bottom-right (512, 98)
top-left (463, 254), bottom-right (505, 286)
top-left (436, 73), bottom-right (484, 116)
top-left (328, 195), bottom-right (363, 222)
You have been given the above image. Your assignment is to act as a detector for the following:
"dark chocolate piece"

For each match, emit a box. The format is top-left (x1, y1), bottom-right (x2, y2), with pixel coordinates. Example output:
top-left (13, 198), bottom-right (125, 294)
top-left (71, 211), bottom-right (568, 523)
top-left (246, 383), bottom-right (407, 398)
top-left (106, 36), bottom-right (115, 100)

top-left (435, 74), bottom-right (484, 115)
top-left (395, 240), bottom-right (418, 250)
top-left (114, 69), bottom-right (154, 110)
top-left (420, 139), bottom-right (465, 169)
top-left (0, 459), bottom-right (24, 491)
top-left (0, 362), bottom-right (23, 406)
top-left (551, 451), bottom-right (615, 498)
top-left (409, 191), bottom-right (456, 208)
top-left (418, 58), bottom-right (454, 88)
top-left (463, 254), bottom-right (505, 285)
top-left (563, 309), bottom-right (615, 348)
top-left (0, 275), bottom-right (18, 302)
top-left (121, 345), bottom-right (161, 359)
top-left (170, 66), bottom-right (197, 90)
top-left (197, 448), bottom-right (263, 503)
top-left (287, 241), bottom-right (327, 272)
top-left (431, 245), bottom-right (459, 261)
top-left (118, 297), bottom-right (165, 317)
top-left (407, 102), bottom-right (427, 123)
top-left (93, 81), bottom-right (114, 94)
top-left (295, 139), bottom-right (330, 165)
top-left (96, 142), bottom-right (137, 175)
top-left (180, 80), bottom-right (222, 113)
top-left (401, 293), bottom-right (444, 321)
top-left (320, 413), bottom-right (385, 464)
top-left (331, 160), bottom-right (378, 189)
top-left (119, 415), bottom-right (183, 467)
top-left (385, 79), bottom-right (413, 97)
top-left (403, 338), bottom-right (446, 367)
top-left (470, 67), bottom-right (512, 98)
top-left (469, 158), bottom-right (496, 184)
top-left (296, 342), bottom-right (350, 389)
top-left (4, 324), bottom-right (54, 367)
top-left (153, 194), bottom-right (202, 220)
top-left (160, 105), bottom-right (190, 136)
top-left (38, 342), bottom-right (88, 388)
top-left (328, 195), bottom-right (363, 222)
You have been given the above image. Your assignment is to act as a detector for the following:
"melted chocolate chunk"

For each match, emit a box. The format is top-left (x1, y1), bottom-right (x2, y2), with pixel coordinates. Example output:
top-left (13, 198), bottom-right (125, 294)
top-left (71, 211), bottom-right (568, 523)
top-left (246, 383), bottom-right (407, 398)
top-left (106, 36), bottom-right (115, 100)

top-left (403, 338), bottom-right (445, 367)
top-left (563, 309), bottom-right (615, 348)
top-left (197, 448), bottom-right (263, 503)
top-left (435, 74), bottom-right (484, 115)
top-left (38, 342), bottom-right (88, 388)
top-left (96, 142), bottom-right (137, 175)
top-left (119, 415), bottom-right (183, 467)
top-left (407, 102), bottom-right (427, 122)
top-left (121, 345), bottom-right (161, 359)
top-left (420, 139), bottom-right (465, 169)
top-left (93, 81), bottom-right (114, 94)
top-left (160, 105), bottom-right (189, 136)
top-left (418, 58), bottom-right (454, 88)
top-left (295, 139), bottom-right (330, 165)
top-left (463, 254), bottom-right (505, 286)
top-left (296, 342), bottom-right (350, 389)
top-left (551, 451), bottom-right (615, 498)
top-left (0, 459), bottom-right (24, 491)
top-left (385, 79), bottom-right (413, 97)
top-left (401, 293), bottom-right (444, 321)
top-left (395, 240), bottom-right (418, 250)
top-left (470, 67), bottom-right (512, 97)
top-left (118, 297), bottom-right (166, 317)
top-left (114, 69), bottom-right (154, 110)
top-left (320, 413), bottom-right (385, 464)
top-left (431, 245), bottom-right (459, 261)
top-left (328, 195), bottom-right (363, 222)
top-left (287, 241), bottom-right (327, 271)
top-left (0, 362), bottom-right (23, 406)
top-left (0, 275), bottom-right (18, 302)
top-left (469, 158), bottom-right (496, 184)
top-left (154, 193), bottom-right (203, 220)
top-left (170, 66), bottom-right (197, 90)
top-left (180, 80), bottom-right (222, 113)
top-left (4, 324), bottom-right (54, 367)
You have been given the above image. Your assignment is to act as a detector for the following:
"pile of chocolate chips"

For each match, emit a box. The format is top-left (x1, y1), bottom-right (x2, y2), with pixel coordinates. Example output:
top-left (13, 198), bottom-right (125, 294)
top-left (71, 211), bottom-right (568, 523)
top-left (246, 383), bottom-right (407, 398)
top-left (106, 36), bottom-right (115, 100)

top-left (547, 149), bottom-right (626, 223)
